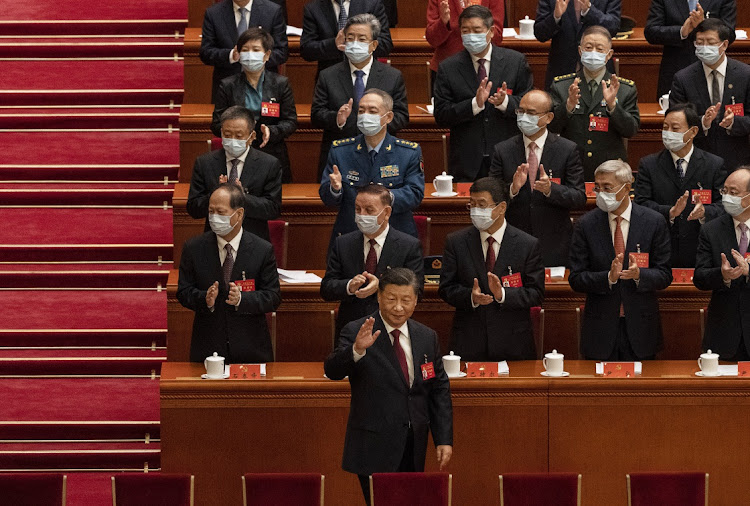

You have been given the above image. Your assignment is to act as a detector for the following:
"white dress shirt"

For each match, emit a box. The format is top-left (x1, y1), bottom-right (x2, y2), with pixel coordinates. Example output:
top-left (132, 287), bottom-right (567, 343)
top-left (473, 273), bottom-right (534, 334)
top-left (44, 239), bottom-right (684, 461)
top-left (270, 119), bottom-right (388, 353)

top-left (607, 199), bottom-right (635, 287)
top-left (470, 45), bottom-right (510, 115)
top-left (216, 227), bottom-right (243, 266)
top-left (346, 225), bottom-right (389, 294)
top-left (511, 130), bottom-right (549, 198)
top-left (352, 312), bottom-right (414, 387)
top-left (225, 144), bottom-right (250, 180)
top-left (669, 144), bottom-right (694, 170)
top-left (471, 219), bottom-right (508, 306)
top-left (228, 1), bottom-right (254, 63)
top-left (331, 0), bottom-right (350, 20)
top-left (702, 56), bottom-right (729, 131)
top-left (733, 216), bottom-right (750, 247)
top-left (348, 56), bottom-right (374, 86)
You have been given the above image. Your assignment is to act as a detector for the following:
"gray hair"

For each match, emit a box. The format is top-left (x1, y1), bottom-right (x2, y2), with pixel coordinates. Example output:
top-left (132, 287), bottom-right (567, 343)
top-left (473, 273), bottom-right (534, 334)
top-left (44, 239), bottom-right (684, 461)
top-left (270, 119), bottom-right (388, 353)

top-left (594, 159), bottom-right (634, 184)
top-left (344, 13), bottom-right (381, 40)
top-left (361, 88), bottom-right (393, 112)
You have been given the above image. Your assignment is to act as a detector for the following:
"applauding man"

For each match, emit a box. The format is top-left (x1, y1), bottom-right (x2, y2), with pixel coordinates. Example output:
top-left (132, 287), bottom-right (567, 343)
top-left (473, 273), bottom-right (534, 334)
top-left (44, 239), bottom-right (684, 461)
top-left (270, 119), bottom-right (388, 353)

top-left (439, 177), bottom-right (545, 361)
top-left (321, 184), bottom-right (424, 342)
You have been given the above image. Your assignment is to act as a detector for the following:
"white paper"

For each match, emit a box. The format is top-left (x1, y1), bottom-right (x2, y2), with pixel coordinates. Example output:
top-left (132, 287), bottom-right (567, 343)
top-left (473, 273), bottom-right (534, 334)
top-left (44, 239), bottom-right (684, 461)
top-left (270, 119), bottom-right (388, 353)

top-left (277, 268), bottom-right (322, 283)
top-left (548, 266), bottom-right (566, 278)
top-left (735, 30), bottom-right (748, 40)
top-left (498, 360), bottom-right (510, 375)
top-left (596, 362), bottom-right (642, 375)
top-left (503, 28), bottom-right (518, 38)
top-left (286, 26), bottom-right (303, 36)
top-left (717, 365), bottom-right (738, 376)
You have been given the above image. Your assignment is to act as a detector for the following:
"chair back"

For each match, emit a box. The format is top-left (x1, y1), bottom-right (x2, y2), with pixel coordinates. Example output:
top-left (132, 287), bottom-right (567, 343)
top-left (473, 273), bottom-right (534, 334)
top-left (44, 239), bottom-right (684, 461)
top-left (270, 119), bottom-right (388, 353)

top-left (0, 473), bottom-right (66, 506)
top-left (627, 472), bottom-right (708, 506)
top-left (413, 215), bottom-right (431, 256)
top-left (208, 137), bottom-right (222, 152)
top-left (112, 474), bottom-right (194, 506)
top-left (266, 312), bottom-right (277, 360)
top-left (499, 473), bottom-right (581, 506)
top-left (530, 307), bottom-right (544, 359)
top-left (268, 220), bottom-right (288, 269)
top-left (370, 472), bottom-right (451, 506)
top-left (243, 473), bottom-right (324, 506)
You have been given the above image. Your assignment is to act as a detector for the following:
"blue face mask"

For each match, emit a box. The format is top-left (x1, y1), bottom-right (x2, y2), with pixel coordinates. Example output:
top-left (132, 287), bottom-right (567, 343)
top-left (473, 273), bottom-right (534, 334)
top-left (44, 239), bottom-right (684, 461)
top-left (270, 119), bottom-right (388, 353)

top-left (209, 210), bottom-right (239, 237)
top-left (239, 51), bottom-right (265, 73)
top-left (695, 44), bottom-right (723, 66)
top-left (222, 137), bottom-right (250, 158)
top-left (470, 206), bottom-right (498, 231)
top-left (461, 31), bottom-right (490, 55)
top-left (580, 50), bottom-right (608, 72)
top-left (345, 41), bottom-right (372, 64)
top-left (516, 113), bottom-right (544, 136)
top-left (357, 113), bottom-right (385, 136)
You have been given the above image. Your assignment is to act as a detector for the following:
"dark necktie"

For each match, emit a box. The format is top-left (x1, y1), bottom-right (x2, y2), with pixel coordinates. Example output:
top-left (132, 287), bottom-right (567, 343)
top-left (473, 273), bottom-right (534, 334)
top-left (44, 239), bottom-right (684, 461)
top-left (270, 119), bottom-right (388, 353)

top-left (485, 236), bottom-right (496, 272)
top-left (477, 58), bottom-right (487, 83)
top-left (614, 216), bottom-right (625, 317)
top-left (365, 238), bottom-right (377, 274)
top-left (739, 223), bottom-right (749, 257)
top-left (335, 0), bottom-right (348, 31)
top-left (676, 158), bottom-right (685, 184)
top-left (369, 149), bottom-right (377, 165)
top-left (229, 158), bottom-right (240, 185)
top-left (237, 7), bottom-right (248, 35)
top-left (391, 329), bottom-right (409, 386)
top-left (589, 79), bottom-right (598, 97)
top-left (711, 69), bottom-right (722, 105)
top-left (222, 243), bottom-right (234, 288)
top-left (353, 70), bottom-right (365, 106)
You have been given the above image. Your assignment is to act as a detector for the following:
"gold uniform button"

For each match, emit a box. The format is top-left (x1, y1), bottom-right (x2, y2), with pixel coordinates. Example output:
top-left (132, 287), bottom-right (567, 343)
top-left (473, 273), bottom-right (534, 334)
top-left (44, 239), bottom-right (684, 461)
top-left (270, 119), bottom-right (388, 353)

top-left (587, 152), bottom-right (592, 157)
top-left (349, 182), bottom-right (353, 185)
top-left (589, 114), bottom-right (594, 118)
top-left (389, 183), bottom-right (393, 187)
top-left (587, 140), bottom-right (592, 145)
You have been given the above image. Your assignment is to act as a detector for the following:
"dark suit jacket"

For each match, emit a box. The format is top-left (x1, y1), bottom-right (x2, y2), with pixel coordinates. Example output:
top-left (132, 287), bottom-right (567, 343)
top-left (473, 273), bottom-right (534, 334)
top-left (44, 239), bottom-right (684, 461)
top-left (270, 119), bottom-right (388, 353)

top-left (438, 225), bottom-right (545, 361)
top-left (321, 227), bottom-right (424, 340)
top-left (433, 46), bottom-right (534, 181)
top-left (568, 203), bottom-right (673, 359)
top-left (300, 0), bottom-right (393, 74)
top-left (634, 147), bottom-right (726, 267)
top-left (324, 313), bottom-right (453, 475)
top-left (645, 0), bottom-right (736, 99)
top-left (311, 59), bottom-right (409, 177)
top-left (199, 0), bottom-right (289, 102)
top-left (177, 230), bottom-right (282, 363)
top-left (534, 0), bottom-right (621, 90)
top-left (186, 148), bottom-right (282, 242)
top-left (694, 213), bottom-right (750, 358)
top-left (211, 71), bottom-right (298, 183)
top-left (670, 58), bottom-right (750, 171)
top-left (489, 132), bottom-right (587, 266)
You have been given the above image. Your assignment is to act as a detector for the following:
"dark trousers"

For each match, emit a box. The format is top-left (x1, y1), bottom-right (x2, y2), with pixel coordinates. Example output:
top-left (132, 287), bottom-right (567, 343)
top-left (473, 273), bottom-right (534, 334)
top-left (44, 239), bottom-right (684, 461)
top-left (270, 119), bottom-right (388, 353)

top-left (357, 427), bottom-right (415, 505)
top-left (727, 338), bottom-right (750, 362)
top-left (586, 318), bottom-right (656, 361)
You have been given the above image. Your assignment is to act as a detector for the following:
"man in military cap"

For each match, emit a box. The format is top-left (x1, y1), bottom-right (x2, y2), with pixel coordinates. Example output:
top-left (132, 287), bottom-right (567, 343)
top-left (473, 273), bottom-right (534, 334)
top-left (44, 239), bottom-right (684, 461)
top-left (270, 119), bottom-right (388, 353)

top-left (319, 88), bottom-right (425, 250)
top-left (549, 25), bottom-right (640, 181)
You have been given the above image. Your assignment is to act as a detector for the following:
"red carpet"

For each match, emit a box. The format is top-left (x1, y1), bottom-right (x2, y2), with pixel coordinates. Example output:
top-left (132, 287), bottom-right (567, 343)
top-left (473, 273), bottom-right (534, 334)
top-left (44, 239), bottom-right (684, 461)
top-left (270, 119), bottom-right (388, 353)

top-left (0, 60), bottom-right (184, 105)
top-left (0, 183), bottom-right (175, 206)
top-left (0, 105), bottom-right (180, 129)
top-left (0, 422), bottom-right (160, 441)
top-left (0, 349), bottom-right (166, 375)
top-left (0, 331), bottom-right (166, 349)
top-left (0, 264), bottom-right (170, 289)
top-left (0, 0), bottom-right (187, 36)
top-left (0, 36), bottom-right (185, 58)
top-left (0, 443), bottom-right (160, 470)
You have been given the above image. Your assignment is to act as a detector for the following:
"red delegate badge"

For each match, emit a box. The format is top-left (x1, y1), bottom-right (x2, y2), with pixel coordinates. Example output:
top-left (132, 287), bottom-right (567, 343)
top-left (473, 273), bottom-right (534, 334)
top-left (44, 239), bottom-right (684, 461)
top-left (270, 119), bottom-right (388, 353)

top-left (691, 189), bottom-right (712, 204)
top-left (502, 267), bottom-right (523, 287)
top-left (739, 362), bottom-right (750, 377)
top-left (261, 102), bottom-right (280, 117)
top-left (726, 103), bottom-right (744, 117)
top-left (421, 362), bottom-right (435, 380)
top-left (745, 253), bottom-right (750, 261)
top-left (588, 115), bottom-right (609, 132)
top-left (603, 362), bottom-right (635, 377)
top-left (456, 182), bottom-right (472, 196)
top-left (630, 253), bottom-right (649, 269)
top-left (235, 279), bottom-right (255, 292)
top-left (229, 364), bottom-right (262, 379)
top-left (585, 182), bottom-right (596, 197)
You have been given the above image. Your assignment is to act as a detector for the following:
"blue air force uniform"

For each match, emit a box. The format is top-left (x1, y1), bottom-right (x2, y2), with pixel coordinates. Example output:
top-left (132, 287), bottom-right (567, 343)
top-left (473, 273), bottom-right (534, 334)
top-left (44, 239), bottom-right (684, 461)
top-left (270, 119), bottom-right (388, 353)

top-left (319, 132), bottom-right (425, 246)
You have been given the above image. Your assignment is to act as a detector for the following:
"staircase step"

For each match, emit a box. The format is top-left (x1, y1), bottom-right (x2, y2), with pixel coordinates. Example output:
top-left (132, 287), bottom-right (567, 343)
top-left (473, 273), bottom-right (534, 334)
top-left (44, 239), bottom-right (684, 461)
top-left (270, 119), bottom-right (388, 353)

top-left (0, 349), bottom-right (166, 376)
top-left (0, 261), bottom-right (170, 289)
top-left (0, 35), bottom-right (185, 58)
top-left (0, 183), bottom-right (174, 206)
top-left (0, 421), bottom-right (160, 441)
top-left (0, 442), bottom-right (160, 470)
top-left (0, 105), bottom-right (180, 129)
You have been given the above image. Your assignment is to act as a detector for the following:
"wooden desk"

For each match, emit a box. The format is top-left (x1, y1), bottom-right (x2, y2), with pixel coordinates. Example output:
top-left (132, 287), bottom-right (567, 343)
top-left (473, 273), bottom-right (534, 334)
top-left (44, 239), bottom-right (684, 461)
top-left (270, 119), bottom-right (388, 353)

top-left (179, 102), bottom-right (665, 185)
top-left (161, 360), bottom-right (750, 506)
top-left (167, 268), bottom-right (709, 364)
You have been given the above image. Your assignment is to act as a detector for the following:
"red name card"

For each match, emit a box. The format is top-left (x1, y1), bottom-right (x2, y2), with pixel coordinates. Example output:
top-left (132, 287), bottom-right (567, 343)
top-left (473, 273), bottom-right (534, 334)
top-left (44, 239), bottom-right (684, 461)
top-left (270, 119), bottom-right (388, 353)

top-left (549, 178), bottom-right (562, 184)
top-left (603, 362), bottom-right (635, 378)
top-left (585, 182), bottom-right (596, 197)
top-left (739, 362), bottom-right (750, 377)
top-left (726, 103), bottom-right (744, 117)
top-left (502, 272), bottom-right (523, 287)
top-left (691, 189), bottom-right (712, 204)
top-left (588, 116), bottom-right (609, 132)
top-left (229, 364), bottom-right (261, 379)
top-left (235, 279), bottom-right (255, 292)
top-left (672, 268), bottom-right (694, 283)
top-left (456, 182), bottom-right (472, 196)
top-left (466, 362), bottom-right (500, 378)
top-left (261, 102), bottom-right (280, 117)
top-left (629, 253), bottom-right (649, 268)
top-left (745, 253), bottom-right (750, 261)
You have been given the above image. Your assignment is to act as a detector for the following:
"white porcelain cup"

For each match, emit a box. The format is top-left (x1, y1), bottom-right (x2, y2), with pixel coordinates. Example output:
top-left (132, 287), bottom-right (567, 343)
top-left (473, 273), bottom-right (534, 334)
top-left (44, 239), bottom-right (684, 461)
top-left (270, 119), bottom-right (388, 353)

top-left (433, 171), bottom-right (454, 195)
top-left (443, 351), bottom-right (461, 376)
top-left (204, 352), bottom-right (225, 378)
top-left (519, 16), bottom-right (535, 38)
top-left (698, 349), bottom-right (719, 376)
top-left (659, 93), bottom-right (670, 111)
top-left (543, 349), bottom-right (564, 376)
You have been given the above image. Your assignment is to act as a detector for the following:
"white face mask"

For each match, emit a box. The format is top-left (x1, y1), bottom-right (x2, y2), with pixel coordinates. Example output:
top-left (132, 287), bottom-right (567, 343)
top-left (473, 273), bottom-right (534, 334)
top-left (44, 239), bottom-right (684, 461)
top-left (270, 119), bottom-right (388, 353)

top-left (239, 51), bottom-right (266, 73)
top-left (722, 193), bottom-right (750, 217)
top-left (209, 210), bottom-right (239, 237)
top-left (517, 113), bottom-right (544, 136)
top-left (357, 113), bottom-right (386, 137)
top-left (595, 184), bottom-right (627, 213)
top-left (695, 44), bottom-right (723, 66)
top-left (355, 209), bottom-right (384, 235)
top-left (580, 50), bottom-right (608, 72)
top-left (222, 137), bottom-right (250, 158)
top-left (662, 130), bottom-right (691, 153)
top-left (461, 31), bottom-right (490, 55)
top-left (344, 41), bottom-right (372, 64)
top-left (470, 206), bottom-right (498, 231)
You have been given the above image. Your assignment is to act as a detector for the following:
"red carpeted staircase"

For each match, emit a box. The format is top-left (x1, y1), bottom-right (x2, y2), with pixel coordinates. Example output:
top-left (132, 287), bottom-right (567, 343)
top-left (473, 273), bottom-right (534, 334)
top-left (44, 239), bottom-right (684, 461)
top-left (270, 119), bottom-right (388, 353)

top-left (0, 3), bottom-right (185, 504)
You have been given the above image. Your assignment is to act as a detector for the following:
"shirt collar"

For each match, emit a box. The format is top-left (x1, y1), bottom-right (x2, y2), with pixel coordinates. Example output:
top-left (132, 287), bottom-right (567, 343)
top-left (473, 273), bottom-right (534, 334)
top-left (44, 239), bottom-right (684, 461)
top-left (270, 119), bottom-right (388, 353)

top-left (584, 67), bottom-right (607, 85)
top-left (669, 144), bottom-right (694, 165)
top-left (733, 216), bottom-right (750, 231)
top-left (242, 70), bottom-right (265, 92)
top-left (379, 311), bottom-right (409, 339)
top-left (470, 44), bottom-right (492, 64)
top-left (702, 55), bottom-right (728, 80)
top-left (227, 144), bottom-right (251, 163)
top-left (348, 56), bottom-right (374, 76)
top-left (479, 218), bottom-right (508, 246)
top-left (523, 129), bottom-right (549, 151)
top-left (365, 223), bottom-right (389, 248)
top-left (609, 198), bottom-right (632, 223)
top-left (216, 225), bottom-right (244, 253)
top-left (367, 136), bottom-right (385, 154)
top-left (234, 0), bottom-right (252, 12)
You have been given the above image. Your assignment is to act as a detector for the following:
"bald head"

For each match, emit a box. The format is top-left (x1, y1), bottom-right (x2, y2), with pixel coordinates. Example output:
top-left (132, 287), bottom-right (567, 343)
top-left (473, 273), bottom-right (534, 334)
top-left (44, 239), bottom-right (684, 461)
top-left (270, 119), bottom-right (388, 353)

top-left (519, 90), bottom-right (553, 114)
top-left (725, 167), bottom-right (750, 194)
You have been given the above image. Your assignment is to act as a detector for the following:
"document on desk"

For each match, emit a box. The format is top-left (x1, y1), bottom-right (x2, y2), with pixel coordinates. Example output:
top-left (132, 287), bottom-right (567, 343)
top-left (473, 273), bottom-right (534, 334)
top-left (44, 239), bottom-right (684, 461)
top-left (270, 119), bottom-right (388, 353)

top-left (503, 28), bottom-right (518, 38)
top-left (717, 365), bottom-right (739, 376)
top-left (277, 268), bottom-right (323, 284)
top-left (736, 30), bottom-right (748, 40)
top-left (286, 26), bottom-right (303, 36)
top-left (596, 362), bottom-right (642, 375)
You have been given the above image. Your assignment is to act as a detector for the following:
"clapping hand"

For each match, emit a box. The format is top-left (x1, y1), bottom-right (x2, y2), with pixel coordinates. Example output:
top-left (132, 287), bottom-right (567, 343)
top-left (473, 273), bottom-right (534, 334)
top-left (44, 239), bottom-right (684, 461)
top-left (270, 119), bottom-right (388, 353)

top-left (206, 281), bottom-right (219, 308)
top-left (687, 193), bottom-right (705, 221)
top-left (471, 278), bottom-right (493, 306)
top-left (355, 272), bottom-right (379, 298)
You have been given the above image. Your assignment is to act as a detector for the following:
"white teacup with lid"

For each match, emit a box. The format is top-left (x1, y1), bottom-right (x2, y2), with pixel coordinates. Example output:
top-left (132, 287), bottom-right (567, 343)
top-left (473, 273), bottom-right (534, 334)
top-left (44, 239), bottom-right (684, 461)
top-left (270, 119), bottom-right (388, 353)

top-left (204, 352), bottom-right (225, 379)
top-left (443, 351), bottom-right (461, 377)
top-left (698, 349), bottom-right (720, 376)
top-left (543, 349), bottom-right (565, 376)
top-left (519, 16), bottom-right (535, 39)
top-left (433, 171), bottom-right (454, 196)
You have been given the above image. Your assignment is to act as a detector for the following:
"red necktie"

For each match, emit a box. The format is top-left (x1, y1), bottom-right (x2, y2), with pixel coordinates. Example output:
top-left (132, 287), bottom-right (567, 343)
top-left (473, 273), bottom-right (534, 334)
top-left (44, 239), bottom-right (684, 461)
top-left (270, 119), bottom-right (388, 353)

top-left (365, 239), bottom-right (377, 274)
top-left (527, 141), bottom-right (539, 184)
top-left (477, 58), bottom-right (487, 83)
top-left (485, 236), bottom-right (496, 273)
top-left (614, 216), bottom-right (625, 317)
top-left (391, 329), bottom-right (409, 386)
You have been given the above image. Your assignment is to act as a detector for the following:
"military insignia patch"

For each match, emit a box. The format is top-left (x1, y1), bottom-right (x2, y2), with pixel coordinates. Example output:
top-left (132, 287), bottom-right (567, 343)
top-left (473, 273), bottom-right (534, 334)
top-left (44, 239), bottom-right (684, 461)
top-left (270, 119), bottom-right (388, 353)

top-left (380, 165), bottom-right (400, 178)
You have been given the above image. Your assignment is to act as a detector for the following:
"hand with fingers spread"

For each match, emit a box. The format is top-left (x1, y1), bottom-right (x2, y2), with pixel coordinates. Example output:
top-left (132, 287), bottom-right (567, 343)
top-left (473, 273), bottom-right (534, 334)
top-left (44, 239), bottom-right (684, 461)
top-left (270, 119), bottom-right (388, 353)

top-left (471, 278), bottom-right (494, 306)
top-left (554, 0), bottom-right (571, 19)
top-left (721, 251), bottom-right (747, 281)
top-left (488, 81), bottom-right (509, 107)
top-left (476, 78), bottom-right (493, 109)
top-left (352, 316), bottom-right (381, 355)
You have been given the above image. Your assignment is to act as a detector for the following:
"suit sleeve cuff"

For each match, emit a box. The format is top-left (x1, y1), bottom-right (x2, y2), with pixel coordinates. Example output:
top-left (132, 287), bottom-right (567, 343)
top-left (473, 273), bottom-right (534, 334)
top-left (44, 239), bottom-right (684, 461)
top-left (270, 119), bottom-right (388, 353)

top-left (471, 97), bottom-right (485, 116)
top-left (494, 94), bottom-right (509, 112)
top-left (353, 347), bottom-right (366, 362)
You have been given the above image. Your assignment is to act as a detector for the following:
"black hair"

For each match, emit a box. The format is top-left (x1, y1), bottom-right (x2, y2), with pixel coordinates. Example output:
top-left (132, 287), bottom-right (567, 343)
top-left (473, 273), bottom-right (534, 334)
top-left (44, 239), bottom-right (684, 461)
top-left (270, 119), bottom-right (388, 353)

top-left (470, 177), bottom-right (509, 205)
top-left (665, 103), bottom-right (701, 130)
top-left (378, 267), bottom-right (420, 297)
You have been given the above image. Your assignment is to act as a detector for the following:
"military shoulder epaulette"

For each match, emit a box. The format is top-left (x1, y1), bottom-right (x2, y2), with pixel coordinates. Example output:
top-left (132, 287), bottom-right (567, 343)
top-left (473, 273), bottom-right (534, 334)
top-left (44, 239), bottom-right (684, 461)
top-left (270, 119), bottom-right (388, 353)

top-left (394, 139), bottom-right (419, 149)
top-left (553, 73), bottom-right (576, 82)
top-left (617, 76), bottom-right (635, 86)
top-left (331, 137), bottom-right (356, 147)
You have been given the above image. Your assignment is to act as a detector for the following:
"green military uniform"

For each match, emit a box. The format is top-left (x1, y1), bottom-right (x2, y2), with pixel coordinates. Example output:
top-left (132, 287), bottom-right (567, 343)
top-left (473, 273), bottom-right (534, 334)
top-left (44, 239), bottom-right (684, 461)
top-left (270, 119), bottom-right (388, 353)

top-left (548, 70), bottom-right (640, 181)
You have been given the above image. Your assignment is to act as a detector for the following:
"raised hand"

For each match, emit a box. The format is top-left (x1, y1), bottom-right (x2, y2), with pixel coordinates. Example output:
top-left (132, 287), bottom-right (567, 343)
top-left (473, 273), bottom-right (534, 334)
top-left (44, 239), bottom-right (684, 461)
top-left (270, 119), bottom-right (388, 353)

top-left (511, 163), bottom-right (529, 194)
top-left (609, 252), bottom-right (624, 283)
top-left (533, 164), bottom-right (552, 196)
top-left (730, 249), bottom-right (750, 277)
top-left (554, 0), bottom-right (571, 19)
top-left (488, 81), bottom-right (508, 106)
top-left (226, 282), bottom-right (242, 306)
top-left (353, 317), bottom-right (381, 355)
top-left (602, 74), bottom-right (620, 109)
top-left (476, 77), bottom-right (493, 109)
top-left (721, 252), bottom-right (745, 281)
top-left (471, 278), bottom-right (493, 306)
top-left (567, 77), bottom-right (581, 112)
top-left (720, 105), bottom-right (734, 130)
top-left (335, 29), bottom-right (346, 51)
top-left (670, 190), bottom-right (690, 220)
top-left (206, 281), bottom-right (219, 308)
top-left (329, 165), bottom-right (343, 191)
top-left (337, 98), bottom-right (354, 127)
top-left (687, 193), bottom-right (705, 221)
top-left (487, 272), bottom-right (505, 301)
top-left (620, 253), bottom-right (641, 280)
top-left (439, 0), bottom-right (450, 25)
top-left (703, 101), bottom-right (722, 128)
top-left (681, 3), bottom-right (705, 37)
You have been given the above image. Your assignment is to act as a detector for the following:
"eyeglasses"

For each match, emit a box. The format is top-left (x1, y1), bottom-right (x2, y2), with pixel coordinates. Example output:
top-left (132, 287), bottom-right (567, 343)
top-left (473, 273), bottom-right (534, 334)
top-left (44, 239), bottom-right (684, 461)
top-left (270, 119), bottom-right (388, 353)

top-left (720, 188), bottom-right (749, 197)
top-left (515, 109), bottom-right (548, 116)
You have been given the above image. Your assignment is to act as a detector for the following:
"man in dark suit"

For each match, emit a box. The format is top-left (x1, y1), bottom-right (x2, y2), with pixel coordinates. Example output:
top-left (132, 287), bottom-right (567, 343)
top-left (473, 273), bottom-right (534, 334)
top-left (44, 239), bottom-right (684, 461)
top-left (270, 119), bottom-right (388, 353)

top-left (645, 0), bottom-right (736, 100)
top-left (199, 0), bottom-right (288, 102)
top-left (311, 14), bottom-right (408, 178)
top-left (694, 167), bottom-right (750, 360)
top-left (433, 5), bottom-right (534, 182)
top-left (549, 25), bottom-right (640, 181)
top-left (489, 89), bottom-right (586, 267)
top-left (670, 18), bottom-right (750, 171)
top-left (569, 160), bottom-right (672, 360)
top-left (320, 89), bottom-right (424, 245)
top-left (534, 0), bottom-right (621, 90)
top-left (634, 103), bottom-right (726, 267)
top-left (321, 184), bottom-right (424, 341)
top-left (439, 177), bottom-right (545, 361)
top-left (178, 183), bottom-right (282, 363)
top-left (300, 0), bottom-right (393, 75)
top-left (187, 106), bottom-right (282, 243)
top-left (324, 267), bottom-right (453, 505)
